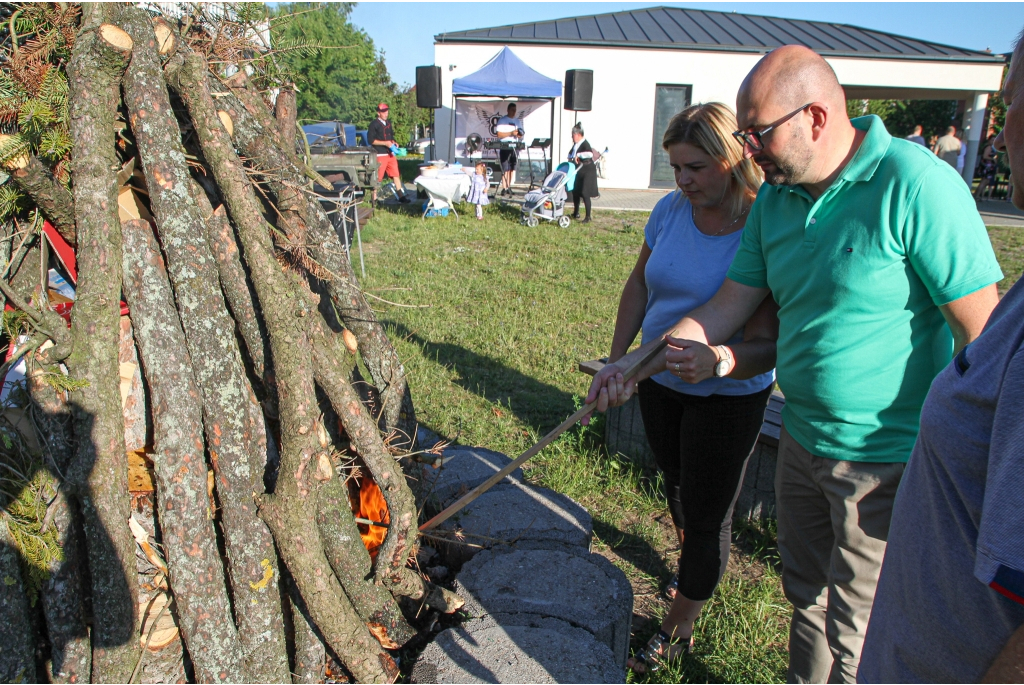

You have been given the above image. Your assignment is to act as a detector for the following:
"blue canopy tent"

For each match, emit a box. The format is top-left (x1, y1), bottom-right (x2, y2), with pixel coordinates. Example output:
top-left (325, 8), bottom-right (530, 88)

top-left (452, 46), bottom-right (561, 98)
top-left (448, 47), bottom-right (562, 186)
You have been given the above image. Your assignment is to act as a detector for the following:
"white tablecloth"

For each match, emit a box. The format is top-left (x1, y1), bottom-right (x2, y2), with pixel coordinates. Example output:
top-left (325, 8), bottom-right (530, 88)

top-left (414, 171), bottom-right (472, 210)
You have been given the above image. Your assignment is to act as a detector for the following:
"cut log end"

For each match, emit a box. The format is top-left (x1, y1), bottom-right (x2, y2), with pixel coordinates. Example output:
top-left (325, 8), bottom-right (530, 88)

top-left (98, 23), bottom-right (134, 53)
top-left (218, 110), bottom-right (234, 138)
top-left (342, 329), bottom-right (358, 354)
top-left (152, 17), bottom-right (177, 55)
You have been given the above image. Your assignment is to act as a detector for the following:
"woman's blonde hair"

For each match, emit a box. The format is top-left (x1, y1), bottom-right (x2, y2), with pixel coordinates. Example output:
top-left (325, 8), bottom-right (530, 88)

top-left (662, 102), bottom-right (762, 219)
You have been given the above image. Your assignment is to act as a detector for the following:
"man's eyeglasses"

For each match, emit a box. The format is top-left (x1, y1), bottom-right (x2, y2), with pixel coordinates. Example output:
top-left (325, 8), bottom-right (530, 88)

top-left (732, 103), bottom-right (813, 152)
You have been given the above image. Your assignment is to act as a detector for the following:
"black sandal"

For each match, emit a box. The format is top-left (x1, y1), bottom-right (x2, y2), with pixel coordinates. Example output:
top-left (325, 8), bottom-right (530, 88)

top-left (627, 629), bottom-right (693, 674)
top-left (663, 573), bottom-right (679, 600)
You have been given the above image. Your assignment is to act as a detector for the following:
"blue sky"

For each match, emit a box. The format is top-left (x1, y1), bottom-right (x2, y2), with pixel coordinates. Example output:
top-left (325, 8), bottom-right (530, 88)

top-left (349, 2), bottom-right (1024, 87)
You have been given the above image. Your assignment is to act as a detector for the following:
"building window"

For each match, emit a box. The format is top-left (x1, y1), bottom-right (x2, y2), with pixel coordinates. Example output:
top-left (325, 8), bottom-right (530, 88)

top-left (650, 85), bottom-right (693, 188)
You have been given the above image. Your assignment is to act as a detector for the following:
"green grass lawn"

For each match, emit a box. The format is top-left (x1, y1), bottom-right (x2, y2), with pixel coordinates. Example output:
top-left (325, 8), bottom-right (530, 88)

top-left (357, 201), bottom-right (1023, 683)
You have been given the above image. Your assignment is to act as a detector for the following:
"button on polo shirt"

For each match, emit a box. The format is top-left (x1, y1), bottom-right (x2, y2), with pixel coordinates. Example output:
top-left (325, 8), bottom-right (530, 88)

top-left (727, 115), bottom-right (1003, 463)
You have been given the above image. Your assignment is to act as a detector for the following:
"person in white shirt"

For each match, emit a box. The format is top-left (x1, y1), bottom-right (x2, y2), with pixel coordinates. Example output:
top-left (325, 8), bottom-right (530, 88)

top-left (495, 102), bottom-right (524, 196)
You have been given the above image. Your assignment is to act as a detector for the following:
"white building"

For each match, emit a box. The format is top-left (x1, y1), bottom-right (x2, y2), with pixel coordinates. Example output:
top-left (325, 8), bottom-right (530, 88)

top-left (434, 6), bottom-right (1005, 190)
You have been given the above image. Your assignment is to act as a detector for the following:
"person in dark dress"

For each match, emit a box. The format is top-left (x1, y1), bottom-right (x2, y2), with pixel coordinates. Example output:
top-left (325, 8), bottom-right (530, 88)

top-left (568, 124), bottom-right (599, 223)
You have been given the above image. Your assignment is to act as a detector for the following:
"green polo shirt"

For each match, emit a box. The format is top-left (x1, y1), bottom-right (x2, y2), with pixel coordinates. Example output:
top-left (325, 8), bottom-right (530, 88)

top-left (727, 115), bottom-right (1002, 462)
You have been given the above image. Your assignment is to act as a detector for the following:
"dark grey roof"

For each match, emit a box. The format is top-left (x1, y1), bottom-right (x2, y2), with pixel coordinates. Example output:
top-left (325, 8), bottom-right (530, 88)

top-left (435, 6), bottom-right (1003, 62)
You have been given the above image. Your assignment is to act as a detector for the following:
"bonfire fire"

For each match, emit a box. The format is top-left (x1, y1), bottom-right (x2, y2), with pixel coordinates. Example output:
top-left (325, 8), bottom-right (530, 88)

top-left (354, 474), bottom-right (390, 559)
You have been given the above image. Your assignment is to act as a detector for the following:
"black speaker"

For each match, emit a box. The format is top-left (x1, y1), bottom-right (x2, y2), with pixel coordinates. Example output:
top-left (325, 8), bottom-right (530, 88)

top-left (564, 69), bottom-right (593, 111)
top-left (416, 66), bottom-right (442, 109)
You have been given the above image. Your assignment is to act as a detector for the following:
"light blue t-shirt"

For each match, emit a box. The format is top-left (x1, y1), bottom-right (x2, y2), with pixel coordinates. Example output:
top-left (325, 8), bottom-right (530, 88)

top-left (641, 190), bottom-right (775, 397)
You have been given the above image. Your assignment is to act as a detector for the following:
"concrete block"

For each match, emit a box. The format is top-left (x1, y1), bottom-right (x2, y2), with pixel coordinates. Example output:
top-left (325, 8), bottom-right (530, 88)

top-left (420, 446), bottom-right (524, 511)
top-left (604, 395), bottom-right (656, 470)
top-left (437, 483), bottom-right (592, 567)
top-left (455, 548), bottom-right (633, 669)
top-left (410, 618), bottom-right (622, 684)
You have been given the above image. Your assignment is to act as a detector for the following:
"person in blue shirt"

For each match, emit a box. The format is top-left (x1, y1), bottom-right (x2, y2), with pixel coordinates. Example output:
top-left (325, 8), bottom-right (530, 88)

top-left (495, 102), bottom-right (524, 196)
top-left (605, 102), bottom-right (779, 673)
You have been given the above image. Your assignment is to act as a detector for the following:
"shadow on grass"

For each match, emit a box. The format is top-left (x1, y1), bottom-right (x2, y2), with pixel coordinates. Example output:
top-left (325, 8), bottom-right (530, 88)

top-left (384, 321), bottom-right (577, 436)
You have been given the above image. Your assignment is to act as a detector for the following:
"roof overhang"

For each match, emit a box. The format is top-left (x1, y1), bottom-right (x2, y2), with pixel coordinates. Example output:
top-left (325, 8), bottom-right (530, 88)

top-left (434, 36), bottom-right (1006, 65)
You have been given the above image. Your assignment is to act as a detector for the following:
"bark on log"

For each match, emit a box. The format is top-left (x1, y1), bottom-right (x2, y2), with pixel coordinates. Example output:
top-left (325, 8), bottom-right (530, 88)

top-left (24, 355), bottom-right (92, 683)
top-left (287, 576), bottom-right (327, 684)
top-left (225, 71), bottom-right (282, 149)
top-left (64, 19), bottom-right (140, 682)
top-left (121, 217), bottom-right (247, 683)
top-left (0, 518), bottom-right (37, 683)
top-left (275, 84), bottom-right (297, 160)
top-left (168, 51), bottom-right (397, 684)
top-left (316, 476), bottom-right (416, 648)
top-left (308, 319), bottom-right (416, 584)
top-left (191, 181), bottom-right (268, 379)
top-left (117, 10), bottom-right (290, 680)
top-left (211, 77), bottom-right (416, 444)
top-left (10, 154), bottom-right (76, 247)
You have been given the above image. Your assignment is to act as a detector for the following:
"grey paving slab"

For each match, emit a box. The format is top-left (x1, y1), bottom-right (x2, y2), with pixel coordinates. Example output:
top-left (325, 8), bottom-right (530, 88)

top-left (410, 618), bottom-right (623, 684)
top-left (591, 188), bottom-right (670, 212)
top-left (437, 483), bottom-right (592, 566)
top-left (419, 445), bottom-right (525, 512)
top-left (455, 547), bottom-right (633, 669)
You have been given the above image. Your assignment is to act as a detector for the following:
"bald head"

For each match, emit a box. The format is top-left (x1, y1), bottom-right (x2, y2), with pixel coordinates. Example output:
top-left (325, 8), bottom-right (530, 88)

top-left (738, 45), bottom-right (846, 118)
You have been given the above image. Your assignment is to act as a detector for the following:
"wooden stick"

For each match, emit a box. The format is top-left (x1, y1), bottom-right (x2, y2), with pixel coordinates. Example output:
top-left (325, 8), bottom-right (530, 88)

top-left (420, 338), bottom-right (669, 532)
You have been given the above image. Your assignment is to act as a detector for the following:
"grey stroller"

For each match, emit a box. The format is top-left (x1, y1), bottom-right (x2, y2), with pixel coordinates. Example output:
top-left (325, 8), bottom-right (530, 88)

top-left (520, 164), bottom-right (572, 228)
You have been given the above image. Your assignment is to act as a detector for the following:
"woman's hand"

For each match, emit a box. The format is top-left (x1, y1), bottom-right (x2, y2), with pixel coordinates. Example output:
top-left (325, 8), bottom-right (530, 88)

top-left (664, 336), bottom-right (719, 383)
top-left (581, 362), bottom-right (636, 425)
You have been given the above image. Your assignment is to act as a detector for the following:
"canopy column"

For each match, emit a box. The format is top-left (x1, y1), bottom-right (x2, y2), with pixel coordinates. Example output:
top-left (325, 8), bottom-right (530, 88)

top-left (962, 91), bottom-right (989, 185)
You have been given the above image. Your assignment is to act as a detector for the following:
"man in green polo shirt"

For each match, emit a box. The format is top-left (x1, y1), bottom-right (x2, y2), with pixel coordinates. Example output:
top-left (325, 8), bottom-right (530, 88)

top-left (585, 46), bottom-right (1001, 682)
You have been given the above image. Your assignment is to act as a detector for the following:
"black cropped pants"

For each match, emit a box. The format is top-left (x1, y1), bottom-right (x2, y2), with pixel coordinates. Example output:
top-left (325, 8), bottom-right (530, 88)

top-left (637, 379), bottom-right (772, 601)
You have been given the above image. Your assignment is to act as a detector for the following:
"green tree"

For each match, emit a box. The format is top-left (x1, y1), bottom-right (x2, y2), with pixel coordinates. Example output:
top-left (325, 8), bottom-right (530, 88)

top-left (846, 98), bottom-right (959, 140)
top-left (271, 3), bottom-right (426, 146)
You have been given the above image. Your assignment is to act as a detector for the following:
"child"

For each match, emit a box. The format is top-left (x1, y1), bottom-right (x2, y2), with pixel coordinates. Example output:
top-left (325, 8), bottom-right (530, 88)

top-left (466, 162), bottom-right (490, 220)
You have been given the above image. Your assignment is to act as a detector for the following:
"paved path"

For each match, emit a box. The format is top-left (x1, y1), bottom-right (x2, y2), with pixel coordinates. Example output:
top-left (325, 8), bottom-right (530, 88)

top-left (592, 188), bottom-right (1024, 228)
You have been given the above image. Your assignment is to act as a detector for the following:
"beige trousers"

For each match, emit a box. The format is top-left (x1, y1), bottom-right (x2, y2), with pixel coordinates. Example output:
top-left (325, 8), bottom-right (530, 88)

top-left (775, 424), bottom-right (905, 684)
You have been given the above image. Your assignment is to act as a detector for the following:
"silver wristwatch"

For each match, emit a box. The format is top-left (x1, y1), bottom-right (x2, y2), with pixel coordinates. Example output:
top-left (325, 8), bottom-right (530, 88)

top-left (713, 345), bottom-right (734, 377)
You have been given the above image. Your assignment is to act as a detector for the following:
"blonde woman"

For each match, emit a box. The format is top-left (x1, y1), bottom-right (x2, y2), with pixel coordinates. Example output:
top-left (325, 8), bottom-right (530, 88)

top-left (601, 103), bottom-right (779, 672)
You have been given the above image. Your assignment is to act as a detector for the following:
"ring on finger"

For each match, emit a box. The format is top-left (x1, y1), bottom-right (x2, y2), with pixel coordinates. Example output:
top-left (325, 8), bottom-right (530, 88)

top-left (674, 362), bottom-right (681, 372)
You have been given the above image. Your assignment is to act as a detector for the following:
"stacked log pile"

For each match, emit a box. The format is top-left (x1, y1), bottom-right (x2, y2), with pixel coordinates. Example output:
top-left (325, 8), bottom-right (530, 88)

top-left (0, 4), bottom-right (460, 682)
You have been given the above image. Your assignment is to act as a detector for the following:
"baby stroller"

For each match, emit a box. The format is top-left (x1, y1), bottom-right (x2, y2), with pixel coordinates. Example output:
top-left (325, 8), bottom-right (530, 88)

top-left (520, 162), bottom-right (576, 228)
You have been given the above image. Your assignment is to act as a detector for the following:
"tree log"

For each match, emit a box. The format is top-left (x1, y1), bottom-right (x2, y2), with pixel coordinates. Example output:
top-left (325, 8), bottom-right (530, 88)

top-left (10, 154), bottom-right (76, 247)
top-left (0, 518), bottom-right (37, 683)
top-left (117, 9), bottom-right (290, 679)
top-left (308, 318), bottom-right (415, 582)
top-left (24, 354), bottom-right (92, 683)
top-left (275, 83), bottom-right (298, 160)
top-left (64, 19), bottom-right (140, 682)
top-left (168, 51), bottom-right (396, 684)
top-left (287, 576), bottom-right (327, 684)
top-left (225, 70), bottom-right (282, 149)
top-left (316, 476), bottom-right (416, 648)
top-left (191, 181), bottom-right (269, 379)
top-left (121, 217), bottom-right (247, 682)
top-left (212, 78), bottom-right (416, 445)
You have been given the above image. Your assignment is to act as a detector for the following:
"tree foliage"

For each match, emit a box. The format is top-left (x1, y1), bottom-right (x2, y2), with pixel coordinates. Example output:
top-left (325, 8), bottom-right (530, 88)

top-left (271, 2), bottom-right (429, 146)
top-left (846, 98), bottom-right (959, 140)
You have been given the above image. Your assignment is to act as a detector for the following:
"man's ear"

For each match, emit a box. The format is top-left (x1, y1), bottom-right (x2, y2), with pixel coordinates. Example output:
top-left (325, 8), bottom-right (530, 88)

top-left (807, 103), bottom-right (829, 142)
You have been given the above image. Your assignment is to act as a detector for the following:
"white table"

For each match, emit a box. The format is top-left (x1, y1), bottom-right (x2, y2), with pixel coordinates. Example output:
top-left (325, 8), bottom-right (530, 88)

top-left (414, 170), bottom-right (472, 219)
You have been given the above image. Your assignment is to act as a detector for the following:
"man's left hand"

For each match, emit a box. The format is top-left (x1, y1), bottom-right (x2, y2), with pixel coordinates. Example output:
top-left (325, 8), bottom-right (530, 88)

top-left (664, 336), bottom-right (719, 383)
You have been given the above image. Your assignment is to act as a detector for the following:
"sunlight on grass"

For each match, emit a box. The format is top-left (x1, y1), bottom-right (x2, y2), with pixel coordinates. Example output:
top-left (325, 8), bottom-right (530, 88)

top-left (360, 203), bottom-right (1023, 684)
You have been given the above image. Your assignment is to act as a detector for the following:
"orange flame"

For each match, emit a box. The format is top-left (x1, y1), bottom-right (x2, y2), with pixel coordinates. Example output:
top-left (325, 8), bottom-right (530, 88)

top-left (356, 476), bottom-right (389, 559)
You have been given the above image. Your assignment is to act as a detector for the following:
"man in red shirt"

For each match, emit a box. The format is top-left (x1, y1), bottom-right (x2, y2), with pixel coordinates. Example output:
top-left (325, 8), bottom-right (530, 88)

top-left (367, 102), bottom-right (411, 203)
